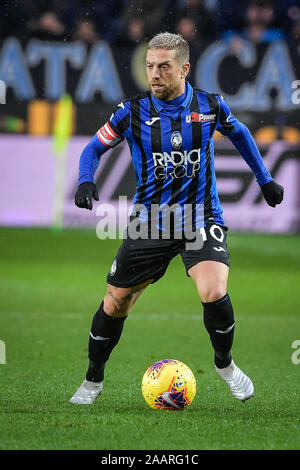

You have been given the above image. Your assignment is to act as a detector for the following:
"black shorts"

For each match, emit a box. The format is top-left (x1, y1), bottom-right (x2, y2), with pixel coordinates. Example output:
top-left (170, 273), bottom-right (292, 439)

top-left (106, 224), bottom-right (230, 288)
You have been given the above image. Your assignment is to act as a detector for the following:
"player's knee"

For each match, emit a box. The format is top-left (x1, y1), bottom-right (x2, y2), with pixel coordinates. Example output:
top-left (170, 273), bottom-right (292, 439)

top-left (200, 286), bottom-right (226, 303)
top-left (103, 292), bottom-right (131, 317)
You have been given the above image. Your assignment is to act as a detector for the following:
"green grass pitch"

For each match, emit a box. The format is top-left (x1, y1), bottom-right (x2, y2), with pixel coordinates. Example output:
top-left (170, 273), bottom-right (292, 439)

top-left (0, 227), bottom-right (299, 450)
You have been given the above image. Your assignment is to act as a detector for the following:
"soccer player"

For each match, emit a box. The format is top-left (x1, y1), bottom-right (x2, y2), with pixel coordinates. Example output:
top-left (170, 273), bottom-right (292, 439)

top-left (70, 32), bottom-right (284, 405)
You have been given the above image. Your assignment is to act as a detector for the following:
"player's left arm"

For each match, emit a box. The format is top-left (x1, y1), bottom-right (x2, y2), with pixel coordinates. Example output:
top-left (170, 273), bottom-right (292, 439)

top-left (215, 95), bottom-right (284, 207)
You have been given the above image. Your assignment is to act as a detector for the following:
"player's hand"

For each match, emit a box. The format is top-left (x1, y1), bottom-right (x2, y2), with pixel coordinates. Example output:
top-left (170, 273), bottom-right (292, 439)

top-left (261, 180), bottom-right (284, 207)
top-left (75, 182), bottom-right (99, 210)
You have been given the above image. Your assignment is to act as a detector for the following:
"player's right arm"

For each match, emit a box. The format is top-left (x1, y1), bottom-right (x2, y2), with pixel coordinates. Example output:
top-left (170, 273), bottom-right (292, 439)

top-left (75, 103), bottom-right (129, 210)
top-left (215, 95), bottom-right (284, 207)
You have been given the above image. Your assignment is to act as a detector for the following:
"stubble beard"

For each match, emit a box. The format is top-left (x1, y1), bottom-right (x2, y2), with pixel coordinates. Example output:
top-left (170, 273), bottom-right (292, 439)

top-left (150, 81), bottom-right (181, 101)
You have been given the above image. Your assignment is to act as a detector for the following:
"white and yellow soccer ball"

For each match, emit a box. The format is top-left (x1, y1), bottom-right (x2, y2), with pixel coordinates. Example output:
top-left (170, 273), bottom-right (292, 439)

top-left (141, 359), bottom-right (197, 410)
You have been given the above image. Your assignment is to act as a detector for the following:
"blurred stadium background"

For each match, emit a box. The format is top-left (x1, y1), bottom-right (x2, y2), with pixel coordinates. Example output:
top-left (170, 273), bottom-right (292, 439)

top-left (0, 0), bottom-right (300, 231)
top-left (0, 0), bottom-right (300, 451)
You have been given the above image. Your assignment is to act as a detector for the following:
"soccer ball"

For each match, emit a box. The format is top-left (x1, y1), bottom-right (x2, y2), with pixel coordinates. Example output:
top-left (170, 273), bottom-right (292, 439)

top-left (141, 359), bottom-right (197, 410)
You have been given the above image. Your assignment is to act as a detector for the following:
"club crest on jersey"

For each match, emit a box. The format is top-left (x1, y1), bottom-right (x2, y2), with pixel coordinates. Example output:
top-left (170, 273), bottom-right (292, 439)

top-left (186, 112), bottom-right (216, 123)
top-left (171, 131), bottom-right (182, 149)
top-left (110, 259), bottom-right (117, 276)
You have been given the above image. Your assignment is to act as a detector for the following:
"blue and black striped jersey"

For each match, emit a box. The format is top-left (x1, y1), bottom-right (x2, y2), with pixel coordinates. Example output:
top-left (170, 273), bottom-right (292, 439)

top-left (102, 82), bottom-right (238, 228)
top-left (82, 81), bottom-right (272, 231)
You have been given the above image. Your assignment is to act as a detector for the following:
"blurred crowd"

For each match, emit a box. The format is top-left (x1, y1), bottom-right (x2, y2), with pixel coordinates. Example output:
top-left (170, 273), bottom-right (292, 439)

top-left (1, 0), bottom-right (299, 46)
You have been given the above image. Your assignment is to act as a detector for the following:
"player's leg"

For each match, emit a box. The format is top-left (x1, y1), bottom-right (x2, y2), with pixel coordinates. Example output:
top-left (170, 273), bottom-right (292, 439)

top-left (188, 260), bottom-right (254, 402)
top-left (86, 280), bottom-right (152, 383)
top-left (70, 280), bottom-right (152, 405)
top-left (188, 260), bottom-right (233, 367)
top-left (70, 232), bottom-right (181, 405)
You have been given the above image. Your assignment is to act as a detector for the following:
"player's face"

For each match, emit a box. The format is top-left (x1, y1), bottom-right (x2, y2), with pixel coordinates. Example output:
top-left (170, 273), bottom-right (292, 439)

top-left (146, 48), bottom-right (190, 101)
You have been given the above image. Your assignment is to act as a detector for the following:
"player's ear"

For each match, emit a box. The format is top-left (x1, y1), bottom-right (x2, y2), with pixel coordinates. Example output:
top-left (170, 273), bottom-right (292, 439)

top-left (181, 62), bottom-right (190, 79)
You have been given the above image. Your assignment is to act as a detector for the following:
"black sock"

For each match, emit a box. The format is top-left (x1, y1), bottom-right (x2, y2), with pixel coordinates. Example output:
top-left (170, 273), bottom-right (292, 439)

top-left (86, 301), bottom-right (127, 382)
top-left (202, 293), bottom-right (235, 369)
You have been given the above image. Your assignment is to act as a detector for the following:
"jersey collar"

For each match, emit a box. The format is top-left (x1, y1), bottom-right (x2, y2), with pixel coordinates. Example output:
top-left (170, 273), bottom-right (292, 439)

top-left (150, 82), bottom-right (193, 119)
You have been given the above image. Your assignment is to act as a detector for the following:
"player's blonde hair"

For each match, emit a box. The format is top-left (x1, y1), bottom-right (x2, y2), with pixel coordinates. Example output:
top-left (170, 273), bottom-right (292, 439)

top-left (147, 32), bottom-right (190, 65)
